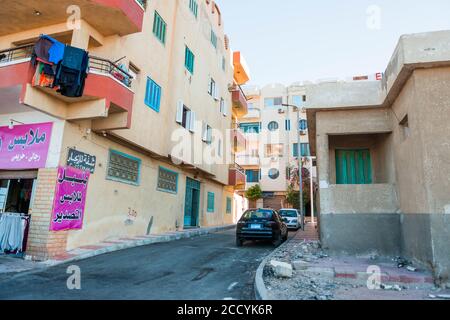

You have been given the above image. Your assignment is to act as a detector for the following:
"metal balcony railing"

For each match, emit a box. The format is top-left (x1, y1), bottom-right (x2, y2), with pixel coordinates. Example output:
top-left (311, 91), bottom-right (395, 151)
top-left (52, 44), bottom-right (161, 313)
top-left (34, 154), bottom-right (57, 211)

top-left (230, 163), bottom-right (246, 176)
top-left (0, 45), bottom-right (33, 64)
top-left (0, 45), bottom-right (133, 88)
top-left (89, 56), bottom-right (133, 88)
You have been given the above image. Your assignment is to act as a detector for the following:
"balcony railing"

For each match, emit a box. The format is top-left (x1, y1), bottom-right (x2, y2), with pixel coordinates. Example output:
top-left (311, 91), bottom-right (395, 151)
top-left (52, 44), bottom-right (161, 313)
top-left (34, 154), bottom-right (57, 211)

top-left (89, 56), bottom-right (133, 88)
top-left (0, 46), bottom-right (133, 88)
top-left (0, 45), bottom-right (33, 64)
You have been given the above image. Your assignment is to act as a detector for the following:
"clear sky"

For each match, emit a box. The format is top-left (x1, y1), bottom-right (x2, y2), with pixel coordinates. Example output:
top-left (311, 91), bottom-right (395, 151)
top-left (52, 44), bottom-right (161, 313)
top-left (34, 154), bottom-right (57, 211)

top-left (216, 0), bottom-right (450, 86)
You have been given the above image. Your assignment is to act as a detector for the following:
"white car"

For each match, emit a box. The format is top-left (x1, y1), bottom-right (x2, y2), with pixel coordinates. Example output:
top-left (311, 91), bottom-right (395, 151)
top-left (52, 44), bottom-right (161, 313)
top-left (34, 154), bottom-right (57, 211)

top-left (279, 209), bottom-right (303, 230)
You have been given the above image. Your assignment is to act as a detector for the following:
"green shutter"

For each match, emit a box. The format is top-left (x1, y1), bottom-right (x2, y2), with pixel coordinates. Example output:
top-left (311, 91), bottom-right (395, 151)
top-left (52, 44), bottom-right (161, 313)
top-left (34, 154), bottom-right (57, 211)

top-left (336, 149), bottom-right (372, 185)
top-left (153, 11), bottom-right (167, 44)
top-left (226, 197), bottom-right (232, 214)
top-left (207, 192), bottom-right (215, 212)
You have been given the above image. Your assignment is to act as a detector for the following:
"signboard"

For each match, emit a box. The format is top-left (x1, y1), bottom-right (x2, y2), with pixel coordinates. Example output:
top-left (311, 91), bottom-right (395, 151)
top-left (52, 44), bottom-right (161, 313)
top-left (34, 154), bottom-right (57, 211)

top-left (0, 122), bottom-right (53, 169)
top-left (50, 166), bottom-right (90, 231)
top-left (67, 148), bottom-right (96, 173)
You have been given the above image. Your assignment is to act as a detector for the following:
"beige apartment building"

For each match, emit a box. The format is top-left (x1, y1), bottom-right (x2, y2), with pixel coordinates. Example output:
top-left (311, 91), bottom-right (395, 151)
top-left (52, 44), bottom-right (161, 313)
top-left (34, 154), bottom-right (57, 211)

top-left (306, 30), bottom-right (450, 283)
top-left (0, 0), bottom-right (250, 261)
top-left (236, 83), bottom-right (316, 210)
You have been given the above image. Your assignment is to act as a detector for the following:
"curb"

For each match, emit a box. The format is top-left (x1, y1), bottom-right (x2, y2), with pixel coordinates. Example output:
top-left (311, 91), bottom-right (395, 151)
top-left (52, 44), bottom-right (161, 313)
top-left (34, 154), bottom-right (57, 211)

top-left (254, 237), bottom-right (293, 300)
top-left (43, 224), bottom-right (236, 268)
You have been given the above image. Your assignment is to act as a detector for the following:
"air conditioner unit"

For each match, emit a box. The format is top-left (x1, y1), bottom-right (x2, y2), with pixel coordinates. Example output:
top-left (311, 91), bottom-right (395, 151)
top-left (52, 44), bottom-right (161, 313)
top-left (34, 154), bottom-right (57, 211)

top-left (278, 109), bottom-right (285, 114)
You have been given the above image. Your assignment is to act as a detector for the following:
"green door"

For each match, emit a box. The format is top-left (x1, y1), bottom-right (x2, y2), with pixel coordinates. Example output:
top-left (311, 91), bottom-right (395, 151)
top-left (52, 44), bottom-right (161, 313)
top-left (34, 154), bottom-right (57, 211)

top-left (336, 149), bottom-right (372, 184)
top-left (184, 178), bottom-right (201, 227)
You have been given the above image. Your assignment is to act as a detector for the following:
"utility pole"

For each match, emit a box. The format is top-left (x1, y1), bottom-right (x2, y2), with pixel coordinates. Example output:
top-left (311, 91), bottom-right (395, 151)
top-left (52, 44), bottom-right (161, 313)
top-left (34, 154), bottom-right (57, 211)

top-left (282, 103), bottom-right (304, 230)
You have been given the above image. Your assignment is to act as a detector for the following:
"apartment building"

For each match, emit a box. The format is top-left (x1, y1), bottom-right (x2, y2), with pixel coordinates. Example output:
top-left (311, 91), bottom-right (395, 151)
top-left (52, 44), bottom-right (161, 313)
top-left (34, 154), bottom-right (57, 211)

top-left (236, 83), bottom-right (316, 210)
top-left (0, 0), bottom-right (250, 261)
top-left (305, 30), bottom-right (450, 282)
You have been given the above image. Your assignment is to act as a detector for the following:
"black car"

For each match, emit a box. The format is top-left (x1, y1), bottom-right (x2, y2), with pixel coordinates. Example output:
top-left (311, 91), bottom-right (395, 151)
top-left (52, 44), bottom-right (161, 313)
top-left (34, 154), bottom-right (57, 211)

top-left (236, 208), bottom-right (288, 247)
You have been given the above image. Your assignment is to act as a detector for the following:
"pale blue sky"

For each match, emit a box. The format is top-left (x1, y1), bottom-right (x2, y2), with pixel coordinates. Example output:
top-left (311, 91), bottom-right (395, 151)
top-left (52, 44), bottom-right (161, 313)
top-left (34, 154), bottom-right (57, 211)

top-left (216, 0), bottom-right (450, 86)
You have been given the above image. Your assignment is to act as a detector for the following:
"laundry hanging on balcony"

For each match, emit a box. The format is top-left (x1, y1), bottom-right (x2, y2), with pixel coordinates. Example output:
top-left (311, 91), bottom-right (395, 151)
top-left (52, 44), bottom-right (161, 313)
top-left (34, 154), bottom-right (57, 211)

top-left (31, 34), bottom-right (89, 98)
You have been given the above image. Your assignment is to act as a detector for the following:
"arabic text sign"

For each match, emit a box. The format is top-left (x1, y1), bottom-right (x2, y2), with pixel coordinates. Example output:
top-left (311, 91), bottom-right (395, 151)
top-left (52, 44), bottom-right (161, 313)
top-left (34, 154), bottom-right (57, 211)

top-left (0, 122), bottom-right (53, 169)
top-left (50, 166), bottom-right (90, 231)
top-left (67, 148), bottom-right (96, 173)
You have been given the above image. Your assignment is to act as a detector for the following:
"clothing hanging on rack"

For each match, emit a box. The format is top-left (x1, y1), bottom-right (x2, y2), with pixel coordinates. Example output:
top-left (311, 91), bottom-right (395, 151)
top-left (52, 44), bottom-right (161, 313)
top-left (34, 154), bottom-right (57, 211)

top-left (0, 213), bottom-right (30, 254)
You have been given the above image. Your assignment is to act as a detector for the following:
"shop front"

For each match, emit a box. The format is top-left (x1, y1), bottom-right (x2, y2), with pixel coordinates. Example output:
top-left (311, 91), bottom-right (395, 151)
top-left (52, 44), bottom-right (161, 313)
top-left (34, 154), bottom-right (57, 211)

top-left (0, 122), bottom-right (53, 257)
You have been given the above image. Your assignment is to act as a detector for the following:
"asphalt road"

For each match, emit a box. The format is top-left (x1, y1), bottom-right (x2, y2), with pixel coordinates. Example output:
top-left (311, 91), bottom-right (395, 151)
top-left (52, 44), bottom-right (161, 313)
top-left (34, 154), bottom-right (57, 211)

top-left (0, 228), bottom-right (295, 300)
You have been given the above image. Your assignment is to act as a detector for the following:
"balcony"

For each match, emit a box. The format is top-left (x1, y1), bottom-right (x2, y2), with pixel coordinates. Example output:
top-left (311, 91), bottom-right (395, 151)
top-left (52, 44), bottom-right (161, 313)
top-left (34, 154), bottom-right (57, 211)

top-left (0, 0), bottom-right (145, 37)
top-left (233, 52), bottom-right (250, 85)
top-left (231, 129), bottom-right (247, 153)
top-left (229, 164), bottom-right (246, 188)
top-left (231, 86), bottom-right (249, 118)
top-left (0, 45), bottom-right (134, 130)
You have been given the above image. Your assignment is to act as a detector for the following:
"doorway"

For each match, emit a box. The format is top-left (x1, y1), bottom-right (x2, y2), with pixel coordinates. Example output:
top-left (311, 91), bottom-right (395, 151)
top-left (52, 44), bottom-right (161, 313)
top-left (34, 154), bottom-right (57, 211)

top-left (184, 178), bottom-right (201, 228)
top-left (0, 179), bottom-right (34, 214)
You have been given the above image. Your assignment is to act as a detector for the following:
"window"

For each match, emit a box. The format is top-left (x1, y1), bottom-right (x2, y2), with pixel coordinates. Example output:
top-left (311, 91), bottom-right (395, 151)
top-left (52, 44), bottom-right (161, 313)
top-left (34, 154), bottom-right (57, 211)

top-left (265, 144), bottom-right (283, 157)
top-left (285, 119), bottom-right (291, 131)
top-left (220, 98), bottom-right (226, 116)
top-left (222, 56), bottom-right (226, 71)
top-left (292, 95), bottom-right (306, 107)
top-left (176, 101), bottom-right (195, 132)
top-left (268, 168), bottom-right (280, 180)
top-left (335, 149), bottom-right (372, 184)
top-left (240, 122), bottom-right (260, 134)
top-left (107, 150), bottom-right (141, 185)
top-left (246, 170), bottom-right (260, 183)
top-left (268, 121), bottom-right (279, 131)
top-left (153, 11), bottom-right (167, 44)
top-left (211, 30), bottom-right (218, 49)
top-left (208, 78), bottom-right (216, 96)
top-left (157, 167), bottom-right (178, 194)
top-left (293, 143), bottom-right (311, 157)
top-left (207, 192), bottom-right (215, 212)
top-left (299, 119), bottom-right (308, 130)
top-left (226, 197), bottom-right (232, 214)
top-left (185, 46), bottom-right (195, 74)
top-left (203, 124), bottom-right (212, 144)
top-left (189, 0), bottom-right (198, 18)
top-left (145, 77), bottom-right (162, 112)
top-left (264, 97), bottom-right (283, 108)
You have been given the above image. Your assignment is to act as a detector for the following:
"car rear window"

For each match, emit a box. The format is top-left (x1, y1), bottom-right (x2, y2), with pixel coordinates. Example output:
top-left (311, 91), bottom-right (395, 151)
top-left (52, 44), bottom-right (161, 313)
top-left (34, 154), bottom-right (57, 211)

top-left (279, 210), bottom-right (297, 217)
top-left (241, 209), bottom-right (273, 221)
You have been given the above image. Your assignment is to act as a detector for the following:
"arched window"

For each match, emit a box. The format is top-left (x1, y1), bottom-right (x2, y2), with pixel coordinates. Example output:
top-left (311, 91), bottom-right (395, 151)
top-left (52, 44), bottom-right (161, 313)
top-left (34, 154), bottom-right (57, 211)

top-left (299, 119), bottom-right (308, 130)
top-left (268, 168), bottom-right (280, 180)
top-left (268, 121), bottom-right (279, 131)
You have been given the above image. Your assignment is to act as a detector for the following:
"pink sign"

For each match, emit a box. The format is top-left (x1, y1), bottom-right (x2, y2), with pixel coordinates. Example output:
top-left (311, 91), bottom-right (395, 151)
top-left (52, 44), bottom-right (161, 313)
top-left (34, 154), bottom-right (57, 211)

top-left (0, 122), bottom-right (53, 169)
top-left (50, 166), bottom-right (90, 231)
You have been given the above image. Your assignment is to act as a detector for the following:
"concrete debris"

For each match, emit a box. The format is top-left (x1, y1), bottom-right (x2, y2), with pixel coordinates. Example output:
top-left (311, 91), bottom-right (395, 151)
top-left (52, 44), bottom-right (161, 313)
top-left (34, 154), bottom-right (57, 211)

top-left (269, 260), bottom-right (293, 278)
top-left (429, 294), bottom-right (436, 299)
top-left (406, 266), bottom-right (417, 272)
top-left (380, 284), bottom-right (402, 291)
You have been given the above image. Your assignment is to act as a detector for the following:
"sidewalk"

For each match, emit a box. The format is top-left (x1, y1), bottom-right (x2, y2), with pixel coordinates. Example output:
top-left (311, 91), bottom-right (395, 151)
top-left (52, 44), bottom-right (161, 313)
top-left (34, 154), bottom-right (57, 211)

top-left (0, 225), bottom-right (235, 276)
top-left (257, 223), bottom-right (450, 300)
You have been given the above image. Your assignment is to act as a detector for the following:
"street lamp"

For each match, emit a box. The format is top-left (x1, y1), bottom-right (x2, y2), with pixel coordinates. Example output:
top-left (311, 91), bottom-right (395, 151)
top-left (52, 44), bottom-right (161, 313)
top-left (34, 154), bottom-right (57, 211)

top-left (282, 103), bottom-right (306, 230)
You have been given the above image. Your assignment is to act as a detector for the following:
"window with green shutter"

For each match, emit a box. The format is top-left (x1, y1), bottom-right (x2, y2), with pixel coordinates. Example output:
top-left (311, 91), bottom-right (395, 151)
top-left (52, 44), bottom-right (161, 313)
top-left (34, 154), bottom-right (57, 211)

top-left (211, 30), bottom-right (218, 48)
top-left (153, 11), bottom-right (167, 44)
top-left (189, 0), bottom-right (198, 18)
top-left (335, 149), bottom-right (372, 184)
top-left (185, 46), bottom-right (195, 74)
top-left (145, 77), bottom-right (161, 112)
top-left (226, 197), bottom-right (232, 214)
top-left (207, 192), bottom-right (215, 212)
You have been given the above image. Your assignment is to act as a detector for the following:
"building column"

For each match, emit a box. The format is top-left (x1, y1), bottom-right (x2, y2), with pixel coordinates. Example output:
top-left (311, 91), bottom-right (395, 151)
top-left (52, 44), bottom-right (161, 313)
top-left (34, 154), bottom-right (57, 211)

top-left (26, 168), bottom-right (68, 261)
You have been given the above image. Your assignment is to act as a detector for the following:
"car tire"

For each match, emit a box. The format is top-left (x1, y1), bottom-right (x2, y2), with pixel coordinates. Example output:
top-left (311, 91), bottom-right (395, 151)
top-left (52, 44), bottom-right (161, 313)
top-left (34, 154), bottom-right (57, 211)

top-left (273, 234), bottom-right (282, 247)
top-left (236, 237), bottom-right (244, 247)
